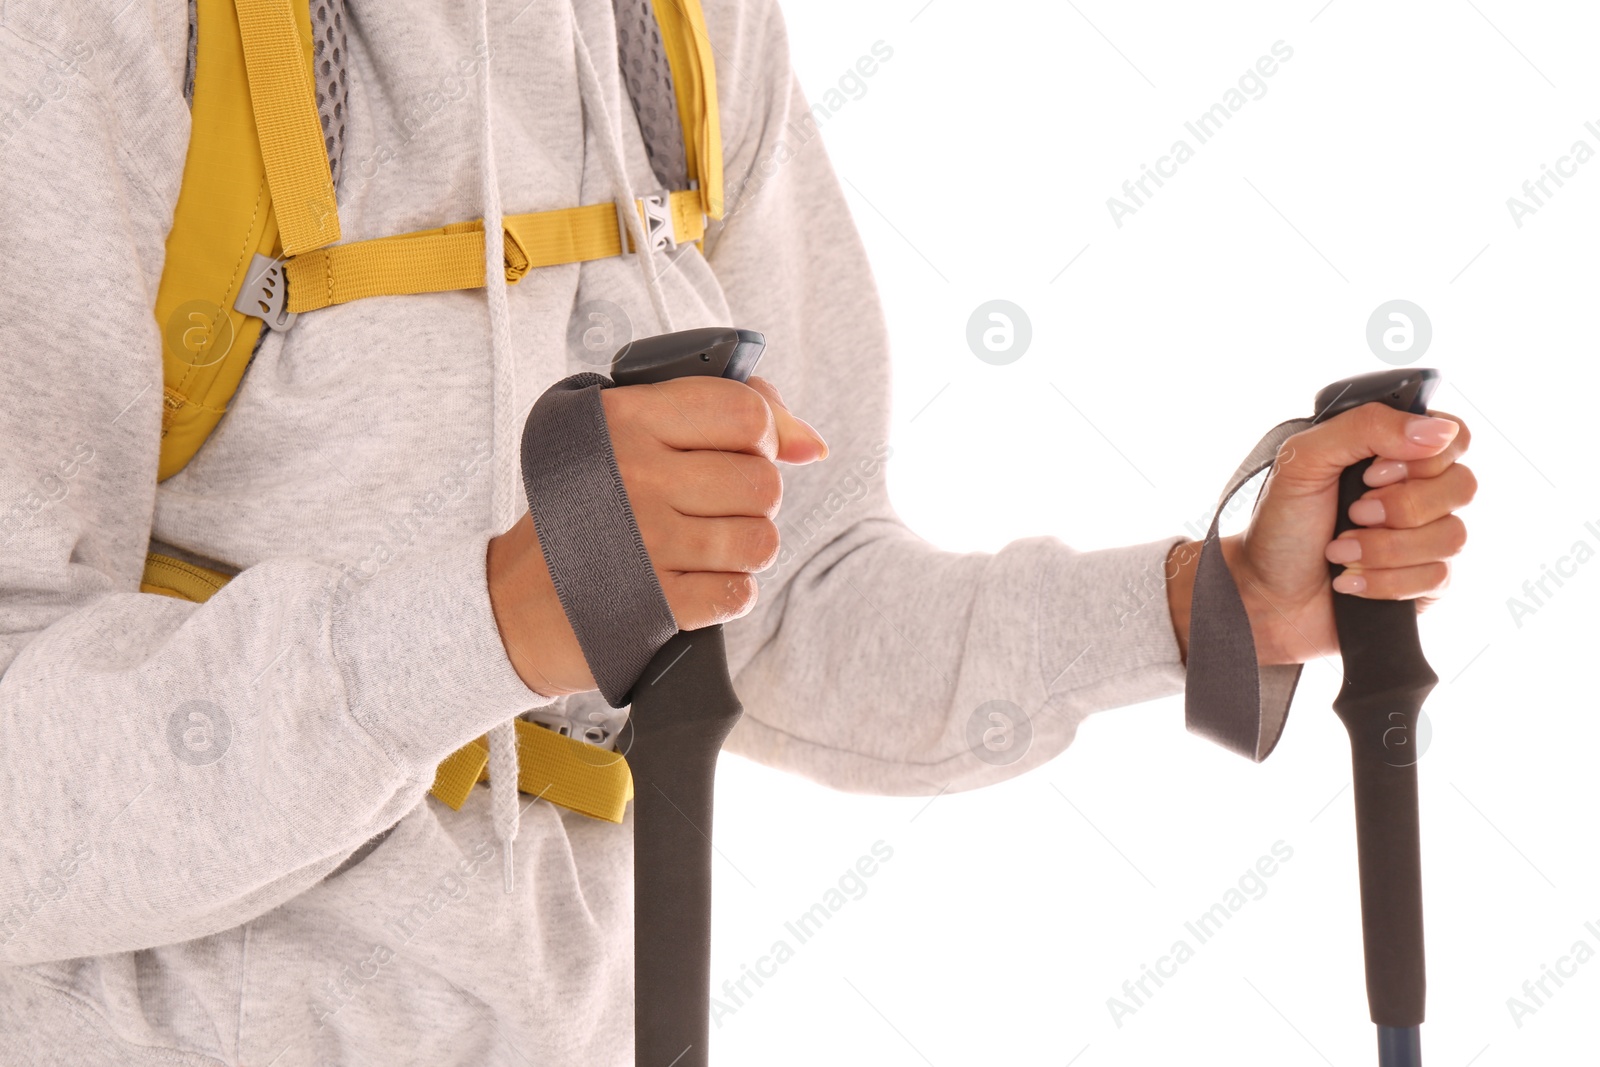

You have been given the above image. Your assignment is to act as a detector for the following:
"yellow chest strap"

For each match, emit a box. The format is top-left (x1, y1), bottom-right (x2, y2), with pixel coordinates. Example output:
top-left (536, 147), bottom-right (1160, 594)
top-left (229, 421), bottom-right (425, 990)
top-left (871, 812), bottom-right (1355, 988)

top-left (140, 551), bottom-right (634, 821)
top-left (279, 190), bottom-right (709, 315)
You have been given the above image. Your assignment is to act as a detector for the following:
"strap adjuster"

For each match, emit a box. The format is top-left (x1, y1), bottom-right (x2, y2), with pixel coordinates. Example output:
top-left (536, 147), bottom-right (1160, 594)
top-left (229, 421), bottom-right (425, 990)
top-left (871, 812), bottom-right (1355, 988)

top-left (525, 710), bottom-right (618, 749)
top-left (618, 190), bottom-right (677, 256)
top-left (233, 254), bottom-right (297, 332)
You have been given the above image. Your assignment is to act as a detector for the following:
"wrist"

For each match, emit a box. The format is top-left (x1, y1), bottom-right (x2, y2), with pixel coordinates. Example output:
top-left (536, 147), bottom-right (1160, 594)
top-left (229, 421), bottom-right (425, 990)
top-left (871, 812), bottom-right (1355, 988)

top-left (1165, 538), bottom-right (1203, 665)
top-left (1215, 532), bottom-right (1293, 667)
top-left (486, 516), bottom-right (593, 698)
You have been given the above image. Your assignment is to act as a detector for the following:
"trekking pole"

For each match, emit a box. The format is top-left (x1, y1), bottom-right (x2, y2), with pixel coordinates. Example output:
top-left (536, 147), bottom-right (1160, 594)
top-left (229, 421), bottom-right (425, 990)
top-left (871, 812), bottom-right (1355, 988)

top-left (612, 329), bottom-right (766, 1067)
top-left (520, 326), bottom-right (766, 1067)
top-left (1312, 367), bottom-right (1441, 1067)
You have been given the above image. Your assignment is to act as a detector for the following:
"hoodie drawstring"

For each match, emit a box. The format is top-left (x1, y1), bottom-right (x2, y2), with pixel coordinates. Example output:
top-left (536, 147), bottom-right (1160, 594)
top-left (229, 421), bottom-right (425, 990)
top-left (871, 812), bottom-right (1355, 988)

top-left (480, 1), bottom-right (684, 893)
top-left (477, 0), bottom-right (523, 895)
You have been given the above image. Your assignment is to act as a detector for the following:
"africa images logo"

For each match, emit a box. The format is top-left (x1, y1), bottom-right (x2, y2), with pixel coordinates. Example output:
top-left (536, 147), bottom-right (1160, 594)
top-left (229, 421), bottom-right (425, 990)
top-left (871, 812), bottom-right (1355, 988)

top-left (166, 700), bottom-right (232, 767)
top-left (164, 301), bottom-right (235, 370)
top-left (966, 699), bottom-right (1033, 766)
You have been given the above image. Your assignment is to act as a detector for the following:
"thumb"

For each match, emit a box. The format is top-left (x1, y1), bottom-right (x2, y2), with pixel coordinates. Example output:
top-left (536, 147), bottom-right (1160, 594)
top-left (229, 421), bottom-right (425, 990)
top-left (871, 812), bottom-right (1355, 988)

top-left (746, 376), bottom-right (829, 465)
top-left (1274, 404), bottom-right (1459, 493)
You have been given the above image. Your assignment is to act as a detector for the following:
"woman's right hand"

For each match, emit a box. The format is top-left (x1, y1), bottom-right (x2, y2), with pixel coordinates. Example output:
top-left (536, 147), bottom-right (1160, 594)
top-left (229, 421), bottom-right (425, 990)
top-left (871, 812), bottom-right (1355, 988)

top-left (486, 375), bottom-right (827, 697)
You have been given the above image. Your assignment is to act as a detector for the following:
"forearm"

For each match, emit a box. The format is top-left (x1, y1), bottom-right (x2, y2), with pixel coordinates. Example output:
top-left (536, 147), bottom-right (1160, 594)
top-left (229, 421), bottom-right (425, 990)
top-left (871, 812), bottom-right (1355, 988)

top-left (725, 519), bottom-right (1188, 795)
top-left (0, 534), bottom-right (543, 963)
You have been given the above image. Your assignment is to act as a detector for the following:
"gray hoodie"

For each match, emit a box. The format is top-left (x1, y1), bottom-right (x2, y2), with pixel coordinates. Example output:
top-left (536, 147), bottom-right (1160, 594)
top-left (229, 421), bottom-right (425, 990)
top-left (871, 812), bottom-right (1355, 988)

top-left (0, 0), bottom-right (1188, 1063)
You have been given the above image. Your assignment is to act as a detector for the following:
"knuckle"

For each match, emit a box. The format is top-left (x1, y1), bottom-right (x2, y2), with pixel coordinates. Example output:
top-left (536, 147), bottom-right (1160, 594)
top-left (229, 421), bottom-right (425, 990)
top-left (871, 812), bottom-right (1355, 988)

top-left (1385, 488), bottom-right (1421, 529)
top-left (1445, 515), bottom-right (1469, 556)
top-left (1363, 403), bottom-right (1401, 447)
top-left (721, 573), bottom-right (759, 618)
top-left (1350, 403), bottom-right (1388, 441)
top-left (1455, 463), bottom-right (1479, 505)
top-left (690, 521), bottom-right (723, 564)
top-left (1357, 530), bottom-right (1386, 567)
top-left (751, 461), bottom-right (783, 514)
top-left (1429, 561), bottom-right (1452, 593)
top-left (627, 450), bottom-right (667, 498)
top-left (667, 379), bottom-right (720, 426)
top-left (1349, 403), bottom-right (1400, 451)
top-left (740, 519), bottom-right (781, 570)
top-left (727, 389), bottom-right (773, 443)
top-left (1362, 401), bottom-right (1396, 436)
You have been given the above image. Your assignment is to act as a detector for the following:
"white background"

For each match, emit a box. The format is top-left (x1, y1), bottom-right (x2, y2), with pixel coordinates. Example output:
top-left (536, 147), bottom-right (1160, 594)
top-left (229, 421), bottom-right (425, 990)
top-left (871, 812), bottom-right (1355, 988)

top-left (711, 2), bottom-right (1600, 1064)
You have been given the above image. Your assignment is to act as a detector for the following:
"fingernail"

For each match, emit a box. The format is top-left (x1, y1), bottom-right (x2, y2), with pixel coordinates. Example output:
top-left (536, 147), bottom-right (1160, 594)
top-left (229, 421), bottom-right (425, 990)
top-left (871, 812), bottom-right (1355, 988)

top-left (1350, 499), bottom-right (1388, 527)
top-left (1325, 538), bottom-right (1362, 564)
top-left (1349, 498), bottom-right (1385, 525)
top-left (1364, 459), bottom-right (1408, 487)
top-left (797, 418), bottom-right (829, 460)
top-left (1405, 417), bottom-right (1458, 448)
top-left (1332, 571), bottom-right (1367, 595)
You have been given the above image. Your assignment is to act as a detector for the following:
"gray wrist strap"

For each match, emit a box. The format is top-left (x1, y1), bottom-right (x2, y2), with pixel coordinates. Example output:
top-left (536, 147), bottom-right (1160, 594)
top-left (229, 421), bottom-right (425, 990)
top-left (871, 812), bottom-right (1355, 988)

top-left (520, 372), bottom-right (678, 707)
top-left (1185, 417), bottom-right (1315, 761)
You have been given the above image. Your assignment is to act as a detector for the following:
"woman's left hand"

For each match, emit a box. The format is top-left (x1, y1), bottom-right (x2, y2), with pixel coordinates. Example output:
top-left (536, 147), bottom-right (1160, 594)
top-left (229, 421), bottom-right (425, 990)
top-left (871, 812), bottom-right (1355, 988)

top-left (1168, 404), bottom-right (1476, 666)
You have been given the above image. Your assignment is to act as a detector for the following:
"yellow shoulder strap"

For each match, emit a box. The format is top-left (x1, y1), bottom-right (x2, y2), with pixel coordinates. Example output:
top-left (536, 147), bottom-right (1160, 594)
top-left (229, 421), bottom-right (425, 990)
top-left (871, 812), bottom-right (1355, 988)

top-left (655, 0), bottom-right (724, 220)
top-left (232, 0), bottom-right (340, 256)
top-left (153, 0), bottom-right (320, 482)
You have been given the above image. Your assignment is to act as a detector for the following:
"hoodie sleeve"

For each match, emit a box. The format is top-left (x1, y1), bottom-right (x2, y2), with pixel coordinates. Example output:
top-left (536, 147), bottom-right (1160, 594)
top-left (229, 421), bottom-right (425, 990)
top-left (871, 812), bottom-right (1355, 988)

top-left (0, 7), bottom-right (545, 966)
top-left (701, 1), bottom-right (1189, 795)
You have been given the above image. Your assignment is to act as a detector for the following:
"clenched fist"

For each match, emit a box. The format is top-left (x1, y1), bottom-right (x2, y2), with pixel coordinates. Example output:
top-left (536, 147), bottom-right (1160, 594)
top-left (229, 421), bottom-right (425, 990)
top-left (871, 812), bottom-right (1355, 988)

top-left (1167, 403), bottom-right (1476, 667)
top-left (487, 376), bottom-right (827, 697)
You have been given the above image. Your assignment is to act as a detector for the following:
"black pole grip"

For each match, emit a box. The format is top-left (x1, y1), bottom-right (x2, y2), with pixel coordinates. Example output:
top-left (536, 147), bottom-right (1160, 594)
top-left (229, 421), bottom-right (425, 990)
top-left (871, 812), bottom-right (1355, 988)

top-left (1315, 367), bottom-right (1441, 1038)
top-left (1330, 457), bottom-right (1434, 1028)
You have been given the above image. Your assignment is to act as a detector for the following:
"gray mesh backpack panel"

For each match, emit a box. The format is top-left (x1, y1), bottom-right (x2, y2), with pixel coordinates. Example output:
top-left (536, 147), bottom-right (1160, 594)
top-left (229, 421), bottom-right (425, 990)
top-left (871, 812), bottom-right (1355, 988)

top-left (310, 0), bottom-right (350, 189)
top-left (612, 0), bottom-right (690, 190)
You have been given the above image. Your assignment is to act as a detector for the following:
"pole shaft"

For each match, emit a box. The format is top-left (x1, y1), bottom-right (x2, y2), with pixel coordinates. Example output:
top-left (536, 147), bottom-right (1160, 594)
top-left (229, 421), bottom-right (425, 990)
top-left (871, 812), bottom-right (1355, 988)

top-left (1331, 458), bottom-right (1433, 1028)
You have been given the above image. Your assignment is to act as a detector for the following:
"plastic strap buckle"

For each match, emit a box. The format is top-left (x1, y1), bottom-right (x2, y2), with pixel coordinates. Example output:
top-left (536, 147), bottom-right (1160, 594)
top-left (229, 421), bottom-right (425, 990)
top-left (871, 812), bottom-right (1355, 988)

top-left (525, 710), bottom-right (617, 749)
top-left (232, 254), bottom-right (297, 332)
top-left (618, 190), bottom-right (677, 256)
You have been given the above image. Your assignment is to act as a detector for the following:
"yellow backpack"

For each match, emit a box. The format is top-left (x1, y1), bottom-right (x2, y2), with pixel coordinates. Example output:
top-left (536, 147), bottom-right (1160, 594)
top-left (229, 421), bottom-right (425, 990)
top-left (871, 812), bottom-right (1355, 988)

top-left (142, 0), bottom-right (725, 819)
